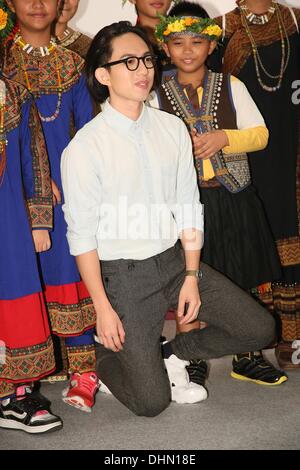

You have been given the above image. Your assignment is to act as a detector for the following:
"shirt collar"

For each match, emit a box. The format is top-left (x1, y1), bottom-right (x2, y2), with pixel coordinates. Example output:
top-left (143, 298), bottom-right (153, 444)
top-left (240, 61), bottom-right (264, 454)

top-left (101, 99), bottom-right (149, 135)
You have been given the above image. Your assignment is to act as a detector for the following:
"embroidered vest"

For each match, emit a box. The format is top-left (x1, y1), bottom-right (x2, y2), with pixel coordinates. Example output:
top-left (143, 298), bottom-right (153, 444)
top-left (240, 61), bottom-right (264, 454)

top-left (156, 71), bottom-right (251, 193)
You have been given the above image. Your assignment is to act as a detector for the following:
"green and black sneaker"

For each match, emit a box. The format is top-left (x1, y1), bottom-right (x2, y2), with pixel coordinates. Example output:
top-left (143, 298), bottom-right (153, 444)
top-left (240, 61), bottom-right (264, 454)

top-left (231, 352), bottom-right (288, 386)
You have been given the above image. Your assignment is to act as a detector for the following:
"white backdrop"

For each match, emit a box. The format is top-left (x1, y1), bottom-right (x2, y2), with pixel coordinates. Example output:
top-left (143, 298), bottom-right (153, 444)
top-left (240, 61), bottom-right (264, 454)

top-left (70, 0), bottom-right (300, 37)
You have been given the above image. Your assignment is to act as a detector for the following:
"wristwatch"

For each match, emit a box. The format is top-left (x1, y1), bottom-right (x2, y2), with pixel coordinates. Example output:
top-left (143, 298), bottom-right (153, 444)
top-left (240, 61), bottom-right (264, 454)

top-left (185, 270), bottom-right (202, 279)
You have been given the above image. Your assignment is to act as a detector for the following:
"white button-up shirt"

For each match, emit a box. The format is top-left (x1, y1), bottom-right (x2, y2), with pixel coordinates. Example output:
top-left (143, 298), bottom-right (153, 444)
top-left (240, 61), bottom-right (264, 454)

top-left (61, 100), bottom-right (204, 261)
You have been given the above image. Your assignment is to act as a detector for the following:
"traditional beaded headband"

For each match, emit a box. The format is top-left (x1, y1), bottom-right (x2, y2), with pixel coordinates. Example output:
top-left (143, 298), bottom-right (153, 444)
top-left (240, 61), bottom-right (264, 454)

top-left (155, 15), bottom-right (222, 43)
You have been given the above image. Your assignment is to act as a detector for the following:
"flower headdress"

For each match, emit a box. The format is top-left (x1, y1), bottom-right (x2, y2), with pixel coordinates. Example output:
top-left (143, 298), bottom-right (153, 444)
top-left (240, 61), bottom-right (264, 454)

top-left (155, 14), bottom-right (222, 43)
top-left (0, 2), bottom-right (18, 44)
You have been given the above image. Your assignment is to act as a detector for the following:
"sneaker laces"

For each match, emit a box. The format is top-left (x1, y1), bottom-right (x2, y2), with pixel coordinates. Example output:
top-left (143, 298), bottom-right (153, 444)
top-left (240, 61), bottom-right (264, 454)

top-left (186, 360), bottom-right (208, 386)
top-left (13, 387), bottom-right (51, 419)
top-left (71, 372), bottom-right (98, 395)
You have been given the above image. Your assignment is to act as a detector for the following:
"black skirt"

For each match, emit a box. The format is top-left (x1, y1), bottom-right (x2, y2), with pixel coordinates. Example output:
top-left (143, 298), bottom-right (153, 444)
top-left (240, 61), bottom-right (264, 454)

top-left (200, 185), bottom-right (282, 290)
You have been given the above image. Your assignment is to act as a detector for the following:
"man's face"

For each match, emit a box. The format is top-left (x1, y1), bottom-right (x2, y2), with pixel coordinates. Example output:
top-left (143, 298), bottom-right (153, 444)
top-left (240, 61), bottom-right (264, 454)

top-left (96, 32), bottom-right (154, 107)
top-left (7, 0), bottom-right (59, 32)
top-left (130, 0), bottom-right (172, 19)
top-left (164, 35), bottom-right (216, 75)
top-left (57, 0), bottom-right (79, 25)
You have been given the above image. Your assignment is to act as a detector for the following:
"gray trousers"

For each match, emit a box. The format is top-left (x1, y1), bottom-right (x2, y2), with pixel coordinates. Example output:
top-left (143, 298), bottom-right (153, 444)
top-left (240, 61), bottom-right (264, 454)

top-left (96, 243), bottom-right (275, 417)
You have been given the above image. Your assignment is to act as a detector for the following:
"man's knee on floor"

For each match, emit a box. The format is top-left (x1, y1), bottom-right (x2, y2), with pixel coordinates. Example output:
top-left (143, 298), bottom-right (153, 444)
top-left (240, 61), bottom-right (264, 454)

top-left (133, 392), bottom-right (171, 417)
top-left (245, 310), bottom-right (276, 350)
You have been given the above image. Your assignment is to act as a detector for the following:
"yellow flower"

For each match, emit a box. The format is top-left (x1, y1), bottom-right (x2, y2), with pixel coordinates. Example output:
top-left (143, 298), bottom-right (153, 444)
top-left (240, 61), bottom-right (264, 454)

top-left (184, 17), bottom-right (198, 27)
top-left (0, 8), bottom-right (8, 31)
top-left (167, 19), bottom-right (186, 34)
top-left (202, 25), bottom-right (222, 38)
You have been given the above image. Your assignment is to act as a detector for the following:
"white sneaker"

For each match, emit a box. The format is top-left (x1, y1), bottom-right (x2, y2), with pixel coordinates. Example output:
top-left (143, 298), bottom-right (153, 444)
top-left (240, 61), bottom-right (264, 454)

top-left (164, 353), bottom-right (208, 404)
top-left (98, 381), bottom-right (112, 395)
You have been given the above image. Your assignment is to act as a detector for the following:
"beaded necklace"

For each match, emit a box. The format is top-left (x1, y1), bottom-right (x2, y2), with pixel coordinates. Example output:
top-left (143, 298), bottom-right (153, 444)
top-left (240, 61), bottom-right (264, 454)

top-left (239, 0), bottom-right (276, 25)
top-left (14, 34), bottom-right (63, 122)
top-left (240, 3), bottom-right (291, 92)
top-left (0, 80), bottom-right (7, 186)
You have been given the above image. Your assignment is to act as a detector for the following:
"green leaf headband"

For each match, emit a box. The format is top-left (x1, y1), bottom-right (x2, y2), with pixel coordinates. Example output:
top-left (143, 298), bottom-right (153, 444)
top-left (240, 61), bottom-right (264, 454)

top-left (155, 14), bottom-right (222, 43)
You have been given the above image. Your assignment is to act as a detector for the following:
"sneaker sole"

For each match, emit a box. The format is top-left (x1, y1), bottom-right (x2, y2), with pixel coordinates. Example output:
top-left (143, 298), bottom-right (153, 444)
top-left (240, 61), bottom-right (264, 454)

top-left (62, 395), bottom-right (92, 413)
top-left (231, 371), bottom-right (288, 386)
top-left (0, 417), bottom-right (63, 434)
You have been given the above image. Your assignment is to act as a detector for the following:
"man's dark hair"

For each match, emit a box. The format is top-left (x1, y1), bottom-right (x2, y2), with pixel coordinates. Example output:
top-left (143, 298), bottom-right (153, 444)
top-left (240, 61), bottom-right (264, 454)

top-left (85, 21), bottom-right (159, 104)
top-left (168, 1), bottom-right (210, 19)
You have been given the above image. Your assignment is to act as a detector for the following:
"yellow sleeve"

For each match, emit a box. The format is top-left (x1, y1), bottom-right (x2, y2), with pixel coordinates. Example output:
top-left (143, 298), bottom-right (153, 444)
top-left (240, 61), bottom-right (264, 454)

top-left (223, 126), bottom-right (269, 154)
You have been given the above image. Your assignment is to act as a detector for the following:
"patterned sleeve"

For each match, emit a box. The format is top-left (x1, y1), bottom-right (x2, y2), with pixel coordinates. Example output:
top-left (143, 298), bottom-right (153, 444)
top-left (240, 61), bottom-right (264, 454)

top-left (21, 96), bottom-right (53, 230)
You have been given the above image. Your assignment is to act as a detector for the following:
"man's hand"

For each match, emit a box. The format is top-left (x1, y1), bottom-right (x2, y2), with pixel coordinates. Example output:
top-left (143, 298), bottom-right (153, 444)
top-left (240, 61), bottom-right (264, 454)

top-left (191, 128), bottom-right (229, 160)
top-left (177, 276), bottom-right (201, 325)
top-left (51, 179), bottom-right (62, 206)
top-left (96, 304), bottom-right (126, 353)
top-left (32, 230), bottom-right (51, 253)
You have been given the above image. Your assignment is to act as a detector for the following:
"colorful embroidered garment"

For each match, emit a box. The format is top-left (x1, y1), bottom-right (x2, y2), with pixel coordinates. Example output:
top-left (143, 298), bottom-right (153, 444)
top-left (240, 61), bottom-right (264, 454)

top-left (213, 4), bottom-right (300, 343)
top-left (56, 28), bottom-right (92, 59)
top-left (2, 40), bottom-right (96, 337)
top-left (0, 77), bottom-right (54, 396)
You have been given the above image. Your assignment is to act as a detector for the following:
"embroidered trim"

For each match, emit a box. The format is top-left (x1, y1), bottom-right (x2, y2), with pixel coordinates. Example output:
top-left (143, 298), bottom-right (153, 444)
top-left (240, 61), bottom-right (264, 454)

top-left (2, 78), bottom-right (30, 133)
top-left (66, 344), bottom-right (96, 374)
top-left (27, 102), bottom-right (52, 228)
top-left (47, 298), bottom-right (96, 336)
top-left (160, 71), bottom-right (251, 193)
top-left (4, 43), bottom-right (84, 96)
top-left (276, 236), bottom-right (300, 267)
top-left (0, 336), bottom-right (55, 385)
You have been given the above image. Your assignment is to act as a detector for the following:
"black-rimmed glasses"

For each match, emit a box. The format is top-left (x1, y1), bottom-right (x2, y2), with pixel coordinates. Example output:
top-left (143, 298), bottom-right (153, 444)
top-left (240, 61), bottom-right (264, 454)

top-left (100, 54), bottom-right (157, 71)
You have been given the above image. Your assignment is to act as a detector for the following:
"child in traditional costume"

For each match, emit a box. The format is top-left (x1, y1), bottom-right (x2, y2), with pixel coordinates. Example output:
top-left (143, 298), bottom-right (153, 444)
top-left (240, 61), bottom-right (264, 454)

top-left (2, 0), bottom-right (100, 412)
top-left (149, 1), bottom-right (286, 386)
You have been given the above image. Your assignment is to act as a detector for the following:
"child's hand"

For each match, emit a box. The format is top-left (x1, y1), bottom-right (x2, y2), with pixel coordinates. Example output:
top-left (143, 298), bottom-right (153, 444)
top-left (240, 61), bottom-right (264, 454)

top-left (51, 179), bottom-right (62, 206)
top-left (191, 129), bottom-right (229, 160)
top-left (32, 230), bottom-right (51, 253)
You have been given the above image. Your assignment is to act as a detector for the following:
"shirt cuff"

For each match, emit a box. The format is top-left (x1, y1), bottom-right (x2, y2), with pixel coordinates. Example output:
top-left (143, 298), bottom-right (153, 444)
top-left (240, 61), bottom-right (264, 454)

top-left (67, 236), bottom-right (98, 256)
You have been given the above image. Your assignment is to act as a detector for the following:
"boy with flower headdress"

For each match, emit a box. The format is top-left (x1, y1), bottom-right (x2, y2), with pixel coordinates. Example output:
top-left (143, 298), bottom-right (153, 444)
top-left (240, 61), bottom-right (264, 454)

top-left (148, 1), bottom-right (286, 387)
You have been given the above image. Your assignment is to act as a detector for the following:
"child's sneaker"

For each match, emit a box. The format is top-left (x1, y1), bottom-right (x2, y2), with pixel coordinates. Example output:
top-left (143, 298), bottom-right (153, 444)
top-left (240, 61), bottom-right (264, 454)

top-left (62, 372), bottom-right (99, 412)
top-left (0, 386), bottom-right (63, 434)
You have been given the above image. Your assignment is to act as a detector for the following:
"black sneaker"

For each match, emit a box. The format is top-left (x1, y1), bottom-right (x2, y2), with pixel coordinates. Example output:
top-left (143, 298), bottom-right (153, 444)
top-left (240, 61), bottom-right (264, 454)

top-left (0, 386), bottom-right (63, 434)
top-left (231, 352), bottom-right (288, 386)
top-left (186, 360), bottom-right (208, 388)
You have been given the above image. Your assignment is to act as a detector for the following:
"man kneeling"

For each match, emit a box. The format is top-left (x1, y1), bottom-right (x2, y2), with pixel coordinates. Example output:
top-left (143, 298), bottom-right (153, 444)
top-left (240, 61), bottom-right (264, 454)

top-left (61, 21), bottom-right (275, 417)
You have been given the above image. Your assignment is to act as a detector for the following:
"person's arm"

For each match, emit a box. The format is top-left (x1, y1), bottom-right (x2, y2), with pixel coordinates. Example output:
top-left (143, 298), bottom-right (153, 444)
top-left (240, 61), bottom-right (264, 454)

top-left (61, 138), bottom-right (125, 352)
top-left (20, 94), bottom-right (53, 252)
top-left (76, 250), bottom-right (125, 352)
top-left (222, 77), bottom-right (269, 154)
top-left (192, 77), bottom-right (269, 160)
top-left (172, 120), bottom-right (204, 325)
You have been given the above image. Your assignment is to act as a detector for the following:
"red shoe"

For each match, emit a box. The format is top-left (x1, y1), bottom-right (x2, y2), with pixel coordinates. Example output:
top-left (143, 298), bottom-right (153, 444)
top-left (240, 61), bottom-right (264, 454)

top-left (62, 372), bottom-right (99, 412)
